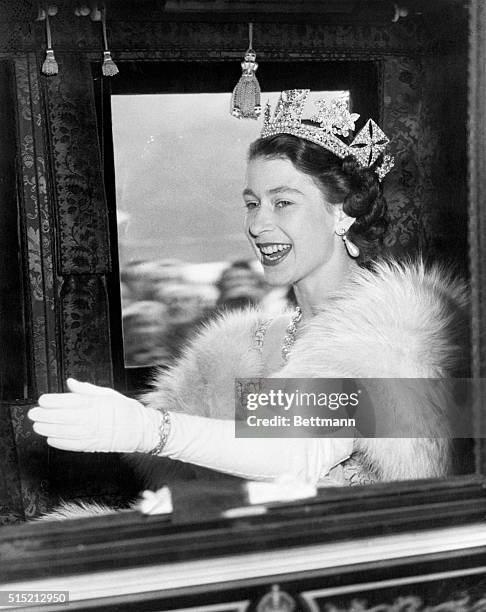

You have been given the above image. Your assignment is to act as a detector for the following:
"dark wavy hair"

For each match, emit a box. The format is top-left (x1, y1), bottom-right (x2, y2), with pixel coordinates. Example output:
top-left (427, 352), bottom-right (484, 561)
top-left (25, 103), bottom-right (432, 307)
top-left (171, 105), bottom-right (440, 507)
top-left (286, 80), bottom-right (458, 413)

top-left (248, 134), bottom-right (389, 263)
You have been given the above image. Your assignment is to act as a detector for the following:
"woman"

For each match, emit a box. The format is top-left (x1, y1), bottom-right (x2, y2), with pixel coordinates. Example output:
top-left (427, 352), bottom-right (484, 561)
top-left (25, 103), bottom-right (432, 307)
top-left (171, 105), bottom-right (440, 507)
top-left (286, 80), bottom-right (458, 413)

top-left (28, 91), bottom-right (468, 491)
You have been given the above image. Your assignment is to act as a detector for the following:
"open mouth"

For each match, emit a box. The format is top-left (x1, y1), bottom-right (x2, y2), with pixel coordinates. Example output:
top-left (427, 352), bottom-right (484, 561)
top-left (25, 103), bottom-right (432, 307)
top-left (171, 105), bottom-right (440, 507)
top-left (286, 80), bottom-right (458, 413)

top-left (257, 243), bottom-right (292, 267)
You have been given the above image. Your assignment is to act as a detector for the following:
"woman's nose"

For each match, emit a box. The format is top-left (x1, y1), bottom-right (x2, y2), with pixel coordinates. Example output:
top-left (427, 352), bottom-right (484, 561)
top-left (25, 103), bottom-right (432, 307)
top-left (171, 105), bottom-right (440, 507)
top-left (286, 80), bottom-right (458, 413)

top-left (248, 206), bottom-right (275, 237)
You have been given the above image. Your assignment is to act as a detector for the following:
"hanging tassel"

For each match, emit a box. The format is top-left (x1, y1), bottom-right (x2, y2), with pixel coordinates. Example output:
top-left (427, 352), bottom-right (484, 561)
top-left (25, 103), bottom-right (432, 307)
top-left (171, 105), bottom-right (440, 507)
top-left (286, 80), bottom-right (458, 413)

top-left (41, 8), bottom-right (59, 76)
top-left (231, 23), bottom-right (261, 119)
top-left (101, 5), bottom-right (119, 77)
top-left (102, 50), bottom-right (118, 76)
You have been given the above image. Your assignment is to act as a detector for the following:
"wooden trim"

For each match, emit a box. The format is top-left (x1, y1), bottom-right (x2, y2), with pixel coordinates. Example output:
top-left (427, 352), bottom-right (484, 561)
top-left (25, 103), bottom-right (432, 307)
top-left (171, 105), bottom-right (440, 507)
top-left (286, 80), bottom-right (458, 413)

top-left (300, 565), bottom-right (486, 608)
top-left (1, 522), bottom-right (486, 606)
top-left (0, 476), bottom-right (485, 583)
top-left (468, 1), bottom-right (486, 476)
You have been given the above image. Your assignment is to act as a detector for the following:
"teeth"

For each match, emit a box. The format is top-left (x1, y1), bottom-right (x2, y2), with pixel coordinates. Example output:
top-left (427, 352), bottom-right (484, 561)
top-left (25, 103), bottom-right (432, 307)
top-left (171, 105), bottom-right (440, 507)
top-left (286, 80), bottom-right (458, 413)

top-left (259, 243), bottom-right (291, 255)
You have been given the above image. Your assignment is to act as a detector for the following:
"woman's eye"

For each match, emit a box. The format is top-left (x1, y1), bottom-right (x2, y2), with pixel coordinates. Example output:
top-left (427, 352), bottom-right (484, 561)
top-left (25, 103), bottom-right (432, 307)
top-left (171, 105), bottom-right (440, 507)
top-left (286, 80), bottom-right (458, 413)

top-left (244, 201), bottom-right (259, 210)
top-left (275, 200), bottom-right (293, 208)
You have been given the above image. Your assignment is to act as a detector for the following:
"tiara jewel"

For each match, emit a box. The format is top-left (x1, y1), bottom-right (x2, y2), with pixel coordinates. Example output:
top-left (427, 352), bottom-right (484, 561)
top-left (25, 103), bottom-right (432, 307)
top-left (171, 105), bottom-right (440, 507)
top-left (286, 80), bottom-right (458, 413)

top-left (261, 89), bottom-right (394, 180)
top-left (310, 97), bottom-right (360, 137)
top-left (375, 154), bottom-right (395, 181)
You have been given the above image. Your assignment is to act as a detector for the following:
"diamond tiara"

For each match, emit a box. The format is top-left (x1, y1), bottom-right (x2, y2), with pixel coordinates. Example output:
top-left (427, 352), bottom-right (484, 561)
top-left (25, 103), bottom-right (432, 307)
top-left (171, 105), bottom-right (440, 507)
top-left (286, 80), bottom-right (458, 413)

top-left (260, 89), bottom-right (395, 180)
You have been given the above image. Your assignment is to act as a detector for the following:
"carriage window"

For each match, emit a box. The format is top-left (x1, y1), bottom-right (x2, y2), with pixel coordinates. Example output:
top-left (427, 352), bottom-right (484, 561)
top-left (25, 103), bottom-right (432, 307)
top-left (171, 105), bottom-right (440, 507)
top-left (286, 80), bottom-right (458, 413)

top-left (111, 91), bottom-right (349, 368)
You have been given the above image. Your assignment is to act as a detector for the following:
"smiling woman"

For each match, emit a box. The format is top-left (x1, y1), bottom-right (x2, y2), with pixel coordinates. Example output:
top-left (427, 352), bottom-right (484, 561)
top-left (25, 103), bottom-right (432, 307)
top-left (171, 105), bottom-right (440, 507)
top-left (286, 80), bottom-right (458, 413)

top-left (243, 156), bottom-right (357, 295)
top-left (243, 157), bottom-right (341, 286)
top-left (29, 90), bottom-right (469, 495)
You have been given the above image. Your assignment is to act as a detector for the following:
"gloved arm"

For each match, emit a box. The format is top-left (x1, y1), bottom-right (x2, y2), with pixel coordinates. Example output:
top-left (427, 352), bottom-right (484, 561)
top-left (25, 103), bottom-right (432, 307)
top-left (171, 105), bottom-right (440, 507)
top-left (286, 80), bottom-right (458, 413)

top-left (163, 410), bottom-right (353, 482)
top-left (28, 379), bottom-right (353, 482)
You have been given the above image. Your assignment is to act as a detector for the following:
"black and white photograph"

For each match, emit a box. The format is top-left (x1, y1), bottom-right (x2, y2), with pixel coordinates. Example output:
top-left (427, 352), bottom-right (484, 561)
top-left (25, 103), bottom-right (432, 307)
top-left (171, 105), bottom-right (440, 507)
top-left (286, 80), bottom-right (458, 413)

top-left (1, 0), bottom-right (486, 610)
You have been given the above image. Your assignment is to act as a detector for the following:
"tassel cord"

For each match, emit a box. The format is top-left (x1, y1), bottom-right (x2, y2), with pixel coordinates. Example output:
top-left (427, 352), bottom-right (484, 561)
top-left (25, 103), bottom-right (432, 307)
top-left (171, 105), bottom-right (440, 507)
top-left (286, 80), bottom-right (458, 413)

top-left (101, 5), bottom-right (109, 51)
top-left (45, 12), bottom-right (53, 50)
top-left (247, 22), bottom-right (253, 53)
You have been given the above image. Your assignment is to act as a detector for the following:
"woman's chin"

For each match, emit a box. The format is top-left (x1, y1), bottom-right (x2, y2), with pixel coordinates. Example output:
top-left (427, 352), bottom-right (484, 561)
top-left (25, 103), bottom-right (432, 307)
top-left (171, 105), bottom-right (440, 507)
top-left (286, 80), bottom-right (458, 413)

top-left (262, 266), bottom-right (294, 287)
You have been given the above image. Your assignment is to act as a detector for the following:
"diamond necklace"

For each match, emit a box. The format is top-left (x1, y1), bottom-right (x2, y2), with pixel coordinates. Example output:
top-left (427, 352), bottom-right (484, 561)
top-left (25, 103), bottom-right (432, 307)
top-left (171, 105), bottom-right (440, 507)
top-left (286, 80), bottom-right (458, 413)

top-left (281, 306), bottom-right (303, 363)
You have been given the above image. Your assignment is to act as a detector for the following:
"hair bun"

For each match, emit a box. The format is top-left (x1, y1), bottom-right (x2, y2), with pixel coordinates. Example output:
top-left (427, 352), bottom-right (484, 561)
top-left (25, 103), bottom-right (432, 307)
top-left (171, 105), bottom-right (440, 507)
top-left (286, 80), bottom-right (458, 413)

top-left (342, 155), bottom-right (380, 218)
top-left (341, 155), bottom-right (388, 259)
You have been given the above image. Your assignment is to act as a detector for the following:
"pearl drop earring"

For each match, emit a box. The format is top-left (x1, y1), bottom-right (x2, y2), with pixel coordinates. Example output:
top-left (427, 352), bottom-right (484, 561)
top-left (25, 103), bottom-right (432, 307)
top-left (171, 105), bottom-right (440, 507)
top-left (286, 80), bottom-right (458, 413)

top-left (336, 226), bottom-right (360, 258)
top-left (342, 234), bottom-right (360, 258)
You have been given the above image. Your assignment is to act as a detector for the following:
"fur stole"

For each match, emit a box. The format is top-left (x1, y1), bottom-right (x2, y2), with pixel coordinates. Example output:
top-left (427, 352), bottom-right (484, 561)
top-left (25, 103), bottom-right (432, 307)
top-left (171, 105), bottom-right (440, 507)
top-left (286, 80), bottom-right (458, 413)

top-left (131, 259), bottom-right (469, 484)
top-left (35, 501), bottom-right (121, 521)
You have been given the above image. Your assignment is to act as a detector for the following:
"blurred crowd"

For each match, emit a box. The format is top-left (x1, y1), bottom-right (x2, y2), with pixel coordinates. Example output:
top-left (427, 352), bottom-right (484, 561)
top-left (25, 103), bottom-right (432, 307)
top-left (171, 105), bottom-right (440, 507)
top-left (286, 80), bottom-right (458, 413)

top-left (120, 258), bottom-right (291, 367)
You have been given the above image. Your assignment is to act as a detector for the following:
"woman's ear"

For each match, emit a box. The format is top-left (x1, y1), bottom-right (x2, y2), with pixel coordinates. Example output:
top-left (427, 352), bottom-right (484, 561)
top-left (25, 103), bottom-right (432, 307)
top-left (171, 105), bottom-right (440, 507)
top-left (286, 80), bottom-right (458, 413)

top-left (334, 205), bottom-right (356, 233)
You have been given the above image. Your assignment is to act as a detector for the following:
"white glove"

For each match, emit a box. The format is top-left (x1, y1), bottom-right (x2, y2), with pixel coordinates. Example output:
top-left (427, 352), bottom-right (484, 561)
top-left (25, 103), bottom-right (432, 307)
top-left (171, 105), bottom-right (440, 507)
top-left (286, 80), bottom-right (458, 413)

top-left (28, 378), bottom-right (161, 453)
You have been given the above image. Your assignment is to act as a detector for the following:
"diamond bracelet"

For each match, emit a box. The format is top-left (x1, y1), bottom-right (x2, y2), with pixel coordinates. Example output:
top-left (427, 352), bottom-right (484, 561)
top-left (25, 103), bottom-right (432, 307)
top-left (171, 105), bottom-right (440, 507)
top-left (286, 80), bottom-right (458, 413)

top-left (149, 409), bottom-right (171, 456)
